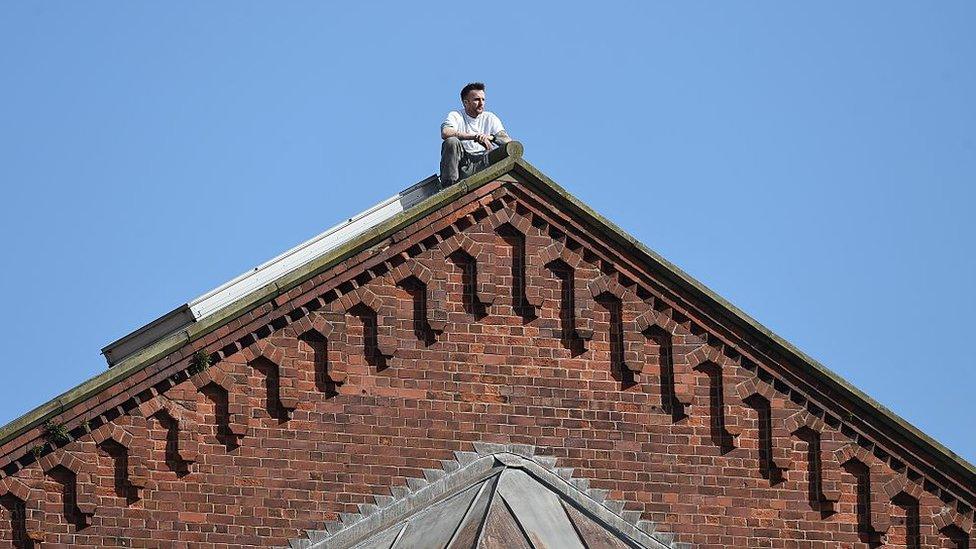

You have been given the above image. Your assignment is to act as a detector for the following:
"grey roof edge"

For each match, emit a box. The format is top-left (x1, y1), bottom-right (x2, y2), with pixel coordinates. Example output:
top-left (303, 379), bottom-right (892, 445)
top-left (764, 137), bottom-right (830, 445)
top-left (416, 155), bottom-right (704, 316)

top-left (509, 158), bottom-right (976, 488)
top-left (100, 304), bottom-right (195, 366)
top-left (298, 443), bottom-right (684, 549)
top-left (1, 141), bottom-right (973, 500)
top-left (100, 175), bottom-right (443, 368)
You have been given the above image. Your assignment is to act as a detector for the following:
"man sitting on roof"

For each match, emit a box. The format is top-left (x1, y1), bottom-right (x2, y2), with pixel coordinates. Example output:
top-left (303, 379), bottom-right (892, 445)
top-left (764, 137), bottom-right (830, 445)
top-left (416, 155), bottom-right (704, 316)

top-left (439, 82), bottom-right (512, 189)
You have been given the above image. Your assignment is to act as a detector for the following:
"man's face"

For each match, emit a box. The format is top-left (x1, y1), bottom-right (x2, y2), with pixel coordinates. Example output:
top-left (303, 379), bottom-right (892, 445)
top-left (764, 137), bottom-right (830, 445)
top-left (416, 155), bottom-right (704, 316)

top-left (462, 89), bottom-right (486, 117)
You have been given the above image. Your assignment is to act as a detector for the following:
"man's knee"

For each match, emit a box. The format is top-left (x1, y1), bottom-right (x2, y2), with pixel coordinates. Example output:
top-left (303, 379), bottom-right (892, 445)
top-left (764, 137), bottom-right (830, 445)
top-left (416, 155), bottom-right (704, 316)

top-left (442, 136), bottom-right (462, 152)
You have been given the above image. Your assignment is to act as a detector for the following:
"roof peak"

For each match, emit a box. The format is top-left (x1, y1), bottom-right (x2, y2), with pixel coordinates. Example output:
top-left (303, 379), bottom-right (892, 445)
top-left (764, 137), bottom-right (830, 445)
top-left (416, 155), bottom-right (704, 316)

top-left (1, 143), bottom-right (973, 526)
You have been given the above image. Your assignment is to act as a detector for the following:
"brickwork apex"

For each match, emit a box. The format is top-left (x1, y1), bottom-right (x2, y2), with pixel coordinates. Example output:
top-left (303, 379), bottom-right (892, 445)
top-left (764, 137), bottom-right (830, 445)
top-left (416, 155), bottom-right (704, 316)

top-left (0, 144), bottom-right (972, 547)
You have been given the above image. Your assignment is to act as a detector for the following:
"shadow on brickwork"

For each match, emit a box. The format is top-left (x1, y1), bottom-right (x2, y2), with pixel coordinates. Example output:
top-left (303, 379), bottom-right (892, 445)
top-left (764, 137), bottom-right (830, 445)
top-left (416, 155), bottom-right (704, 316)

top-left (397, 278), bottom-right (438, 347)
top-left (743, 393), bottom-right (786, 485)
top-left (548, 260), bottom-right (586, 357)
top-left (0, 494), bottom-right (32, 548)
top-left (695, 361), bottom-right (736, 455)
top-left (199, 384), bottom-right (240, 450)
top-left (250, 356), bottom-right (292, 422)
top-left (154, 413), bottom-right (192, 477)
top-left (497, 224), bottom-right (537, 322)
top-left (644, 325), bottom-right (687, 422)
top-left (596, 293), bottom-right (635, 390)
top-left (299, 330), bottom-right (342, 396)
top-left (348, 304), bottom-right (390, 371)
top-left (98, 438), bottom-right (140, 504)
top-left (47, 465), bottom-right (88, 530)
top-left (891, 492), bottom-right (921, 549)
top-left (448, 250), bottom-right (488, 320)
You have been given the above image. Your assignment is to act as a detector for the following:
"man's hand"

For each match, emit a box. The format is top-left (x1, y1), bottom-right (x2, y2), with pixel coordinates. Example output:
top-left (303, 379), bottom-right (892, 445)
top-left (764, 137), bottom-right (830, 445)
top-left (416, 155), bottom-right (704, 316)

top-left (474, 133), bottom-right (494, 150)
top-left (442, 128), bottom-right (495, 150)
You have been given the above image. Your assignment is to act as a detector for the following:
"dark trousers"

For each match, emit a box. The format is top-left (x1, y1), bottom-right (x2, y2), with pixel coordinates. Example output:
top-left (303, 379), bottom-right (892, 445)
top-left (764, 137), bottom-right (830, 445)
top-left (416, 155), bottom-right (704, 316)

top-left (439, 137), bottom-right (491, 188)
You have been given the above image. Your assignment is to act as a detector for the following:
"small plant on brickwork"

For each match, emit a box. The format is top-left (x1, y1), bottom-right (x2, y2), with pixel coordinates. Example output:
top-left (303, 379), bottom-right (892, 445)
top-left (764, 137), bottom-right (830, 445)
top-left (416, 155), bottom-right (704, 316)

top-left (188, 350), bottom-right (213, 375)
top-left (30, 444), bottom-right (46, 459)
top-left (43, 420), bottom-right (70, 446)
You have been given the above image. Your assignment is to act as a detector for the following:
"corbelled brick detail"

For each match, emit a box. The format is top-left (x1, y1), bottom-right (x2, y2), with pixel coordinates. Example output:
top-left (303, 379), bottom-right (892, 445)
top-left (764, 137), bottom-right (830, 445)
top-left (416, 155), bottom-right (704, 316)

top-left (337, 286), bottom-right (399, 359)
top-left (0, 477), bottom-right (45, 544)
top-left (0, 176), bottom-right (971, 547)
top-left (39, 448), bottom-right (98, 526)
top-left (189, 367), bottom-right (251, 438)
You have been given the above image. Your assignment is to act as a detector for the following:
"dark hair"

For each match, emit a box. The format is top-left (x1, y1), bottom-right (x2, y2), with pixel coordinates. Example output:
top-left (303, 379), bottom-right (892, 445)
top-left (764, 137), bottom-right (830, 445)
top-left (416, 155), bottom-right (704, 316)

top-left (460, 82), bottom-right (486, 100)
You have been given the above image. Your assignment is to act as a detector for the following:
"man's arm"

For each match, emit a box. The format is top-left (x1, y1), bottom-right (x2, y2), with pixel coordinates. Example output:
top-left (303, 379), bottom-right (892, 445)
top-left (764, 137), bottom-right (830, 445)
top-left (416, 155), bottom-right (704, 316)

top-left (442, 124), bottom-right (494, 150)
top-left (489, 114), bottom-right (511, 145)
top-left (441, 125), bottom-right (475, 141)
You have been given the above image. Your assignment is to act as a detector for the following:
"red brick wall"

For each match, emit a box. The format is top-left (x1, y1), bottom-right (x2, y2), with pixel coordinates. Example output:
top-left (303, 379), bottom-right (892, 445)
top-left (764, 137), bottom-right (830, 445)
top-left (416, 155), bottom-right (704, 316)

top-left (0, 177), bottom-right (972, 548)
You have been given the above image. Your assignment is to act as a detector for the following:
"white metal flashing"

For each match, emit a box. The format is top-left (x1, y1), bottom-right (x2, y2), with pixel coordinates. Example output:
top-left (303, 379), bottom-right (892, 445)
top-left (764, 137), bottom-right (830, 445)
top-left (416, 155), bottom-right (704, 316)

top-left (101, 175), bottom-right (441, 366)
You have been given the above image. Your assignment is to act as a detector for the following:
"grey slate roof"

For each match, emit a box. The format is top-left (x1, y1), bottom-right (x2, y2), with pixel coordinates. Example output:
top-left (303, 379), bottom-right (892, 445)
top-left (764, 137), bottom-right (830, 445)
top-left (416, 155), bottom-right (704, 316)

top-left (284, 443), bottom-right (689, 549)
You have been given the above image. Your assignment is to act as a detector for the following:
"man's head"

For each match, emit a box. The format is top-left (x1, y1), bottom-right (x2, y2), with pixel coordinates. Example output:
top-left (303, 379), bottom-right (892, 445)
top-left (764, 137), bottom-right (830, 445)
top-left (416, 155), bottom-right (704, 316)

top-left (460, 82), bottom-right (486, 118)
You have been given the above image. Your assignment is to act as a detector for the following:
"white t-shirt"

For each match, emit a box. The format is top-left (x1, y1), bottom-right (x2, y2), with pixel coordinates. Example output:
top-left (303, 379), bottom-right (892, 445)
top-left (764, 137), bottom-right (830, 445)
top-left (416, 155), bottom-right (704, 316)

top-left (442, 110), bottom-right (505, 155)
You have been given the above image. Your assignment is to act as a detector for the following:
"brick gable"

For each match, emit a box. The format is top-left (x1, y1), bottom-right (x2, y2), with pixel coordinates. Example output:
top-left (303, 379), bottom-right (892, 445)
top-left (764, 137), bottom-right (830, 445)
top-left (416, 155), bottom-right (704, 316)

top-left (0, 148), bottom-right (972, 547)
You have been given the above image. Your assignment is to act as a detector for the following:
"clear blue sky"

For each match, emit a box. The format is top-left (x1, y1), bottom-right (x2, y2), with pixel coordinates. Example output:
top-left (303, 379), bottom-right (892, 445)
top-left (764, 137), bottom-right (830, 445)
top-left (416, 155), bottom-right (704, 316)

top-left (1, 3), bottom-right (973, 464)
